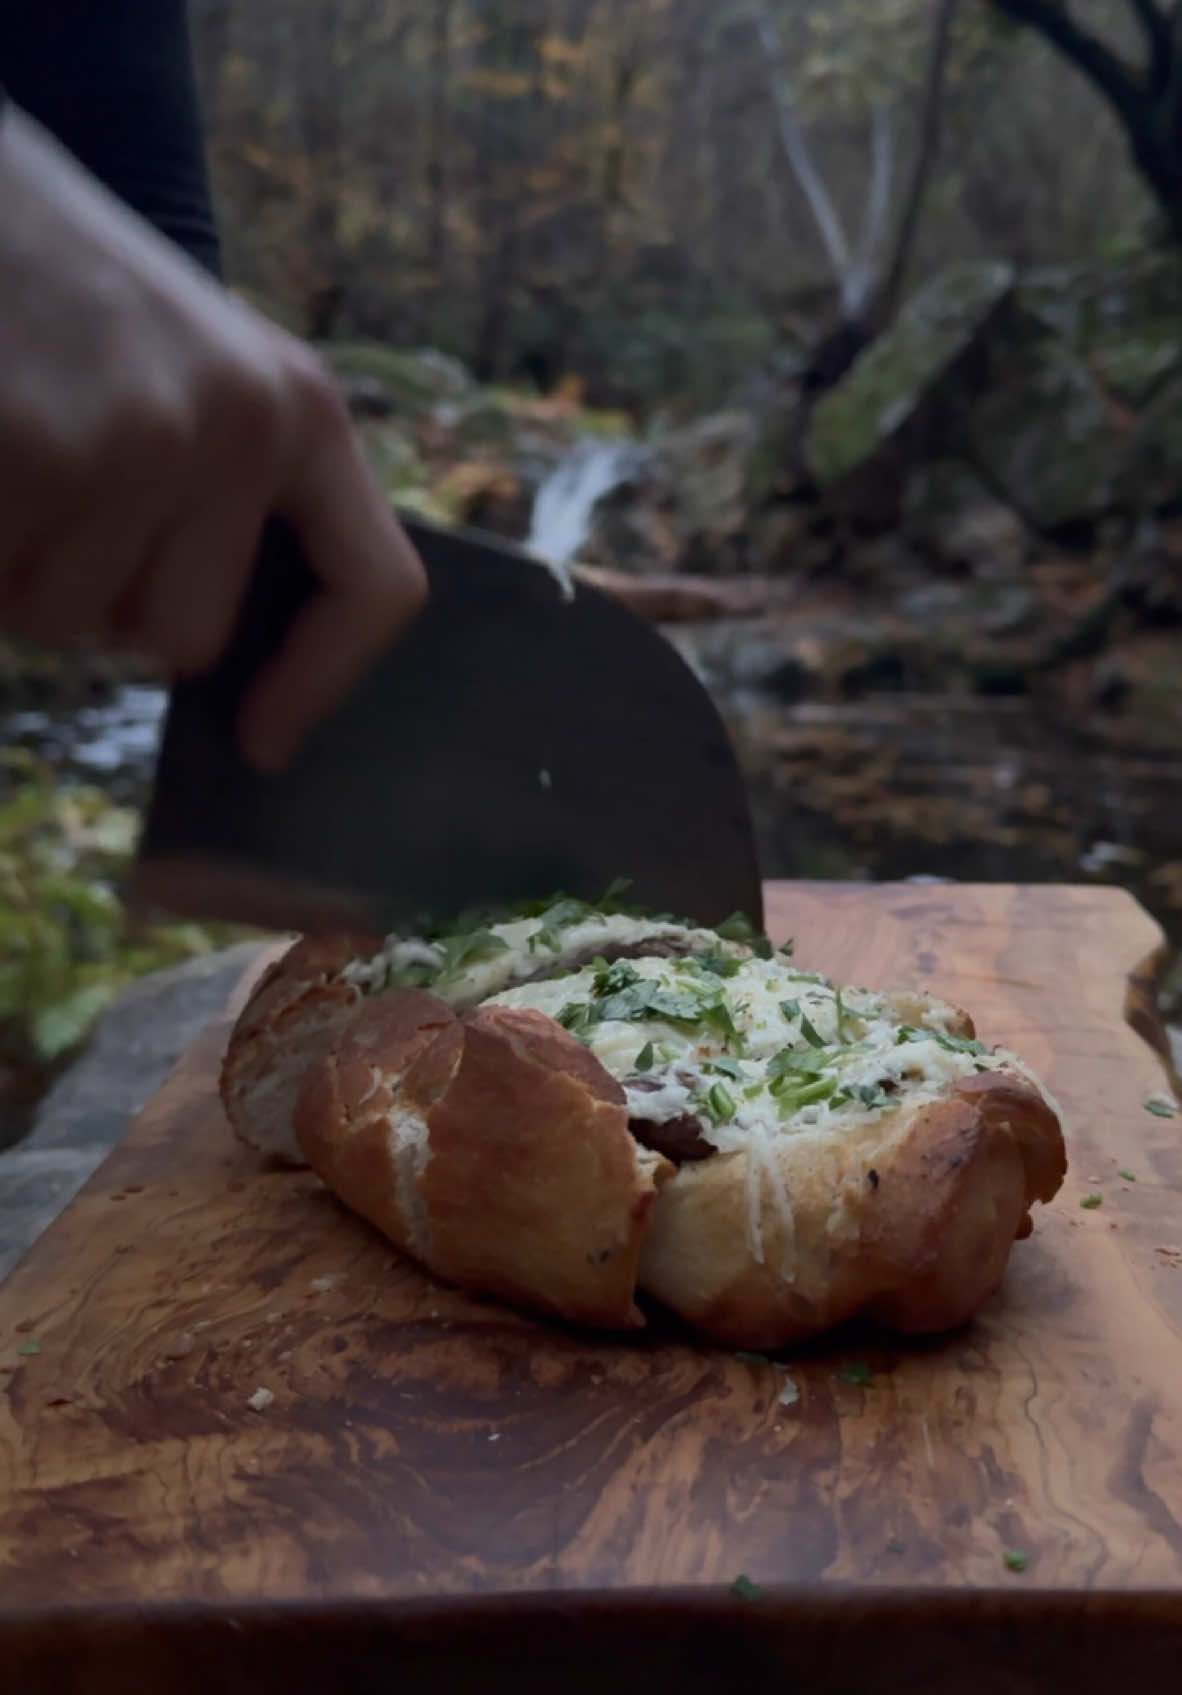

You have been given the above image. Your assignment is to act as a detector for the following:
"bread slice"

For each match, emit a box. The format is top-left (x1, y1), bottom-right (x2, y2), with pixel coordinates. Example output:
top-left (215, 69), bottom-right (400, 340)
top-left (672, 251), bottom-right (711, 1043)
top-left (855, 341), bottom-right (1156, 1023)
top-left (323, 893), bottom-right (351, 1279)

top-left (222, 908), bottom-right (1068, 1347)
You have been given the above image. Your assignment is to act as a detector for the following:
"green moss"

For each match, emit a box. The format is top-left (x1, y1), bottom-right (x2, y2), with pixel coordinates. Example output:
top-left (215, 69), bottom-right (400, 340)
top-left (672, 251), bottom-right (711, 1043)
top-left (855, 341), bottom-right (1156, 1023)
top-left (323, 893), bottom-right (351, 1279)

top-left (807, 261), bottom-right (1015, 488)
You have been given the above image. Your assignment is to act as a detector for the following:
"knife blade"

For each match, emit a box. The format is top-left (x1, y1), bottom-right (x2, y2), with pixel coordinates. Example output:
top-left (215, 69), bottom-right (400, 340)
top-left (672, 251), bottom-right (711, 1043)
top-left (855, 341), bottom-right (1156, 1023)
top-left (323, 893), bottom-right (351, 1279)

top-left (128, 511), bottom-right (764, 938)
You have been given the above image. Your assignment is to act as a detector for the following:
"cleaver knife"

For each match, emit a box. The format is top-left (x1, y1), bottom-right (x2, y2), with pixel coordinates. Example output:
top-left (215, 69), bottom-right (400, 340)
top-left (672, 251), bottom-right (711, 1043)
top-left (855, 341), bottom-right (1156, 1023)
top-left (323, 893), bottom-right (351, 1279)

top-left (129, 512), bottom-right (764, 939)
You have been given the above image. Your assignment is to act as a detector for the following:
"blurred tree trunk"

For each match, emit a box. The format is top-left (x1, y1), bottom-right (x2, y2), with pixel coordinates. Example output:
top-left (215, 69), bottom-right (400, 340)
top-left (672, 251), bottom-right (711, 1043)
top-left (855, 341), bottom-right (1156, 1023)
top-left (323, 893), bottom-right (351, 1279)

top-left (426, 0), bottom-right (455, 284)
top-left (988, 0), bottom-right (1182, 240)
top-left (752, 0), bottom-right (960, 393)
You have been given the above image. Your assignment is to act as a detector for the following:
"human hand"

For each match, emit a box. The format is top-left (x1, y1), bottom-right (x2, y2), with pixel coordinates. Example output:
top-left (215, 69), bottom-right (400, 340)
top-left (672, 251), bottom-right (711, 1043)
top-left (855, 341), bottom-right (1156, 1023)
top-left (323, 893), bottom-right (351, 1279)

top-left (0, 107), bottom-right (427, 771)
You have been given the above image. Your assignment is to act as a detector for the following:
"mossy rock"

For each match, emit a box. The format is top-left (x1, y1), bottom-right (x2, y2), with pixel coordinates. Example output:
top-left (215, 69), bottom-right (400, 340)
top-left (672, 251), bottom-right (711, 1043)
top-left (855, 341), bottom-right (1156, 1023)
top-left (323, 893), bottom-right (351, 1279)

top-left (806, 261), bottom-right (1016, 508)
top-left (966, 325), bottom-right (1123, 531)
top-left (1018, 252), bottom-right (1182, 405)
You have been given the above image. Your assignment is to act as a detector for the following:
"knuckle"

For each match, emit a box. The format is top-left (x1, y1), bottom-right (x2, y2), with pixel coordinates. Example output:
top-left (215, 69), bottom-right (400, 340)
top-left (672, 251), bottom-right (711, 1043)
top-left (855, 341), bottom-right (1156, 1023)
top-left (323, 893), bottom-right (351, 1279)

top-left (286, 347), bottom-right (349, 431)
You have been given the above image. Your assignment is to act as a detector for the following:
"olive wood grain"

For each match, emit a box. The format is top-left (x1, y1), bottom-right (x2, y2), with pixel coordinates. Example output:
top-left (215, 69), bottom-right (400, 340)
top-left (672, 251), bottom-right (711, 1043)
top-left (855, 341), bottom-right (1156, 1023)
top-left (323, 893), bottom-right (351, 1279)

top-left (1, 882), bottom-right (1180, 1694)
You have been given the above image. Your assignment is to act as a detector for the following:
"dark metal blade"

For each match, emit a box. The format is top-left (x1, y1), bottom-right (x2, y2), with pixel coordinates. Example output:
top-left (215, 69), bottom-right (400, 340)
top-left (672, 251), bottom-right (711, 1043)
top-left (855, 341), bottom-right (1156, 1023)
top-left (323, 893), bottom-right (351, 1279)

top-left (129, 512), bottom-right (764, 936)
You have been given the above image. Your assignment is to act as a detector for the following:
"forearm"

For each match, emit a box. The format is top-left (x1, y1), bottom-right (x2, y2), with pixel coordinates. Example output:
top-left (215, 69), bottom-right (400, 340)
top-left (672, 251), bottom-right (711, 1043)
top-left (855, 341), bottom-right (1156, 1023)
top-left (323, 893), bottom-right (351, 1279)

top-left (0, 0), bottom-right (221, 276)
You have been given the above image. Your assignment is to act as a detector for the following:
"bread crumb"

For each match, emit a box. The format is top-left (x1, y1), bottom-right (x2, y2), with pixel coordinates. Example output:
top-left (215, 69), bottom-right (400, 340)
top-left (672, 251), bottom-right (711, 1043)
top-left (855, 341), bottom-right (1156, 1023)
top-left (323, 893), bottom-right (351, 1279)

top-left (246, 1387), bottom-right (274, 1412)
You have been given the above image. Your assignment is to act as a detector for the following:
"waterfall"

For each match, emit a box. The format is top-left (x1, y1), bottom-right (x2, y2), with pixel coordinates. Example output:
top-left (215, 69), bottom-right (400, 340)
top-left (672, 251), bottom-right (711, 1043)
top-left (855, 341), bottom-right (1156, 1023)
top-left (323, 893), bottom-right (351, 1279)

top-left (524, 437), bottom-right (637, 566)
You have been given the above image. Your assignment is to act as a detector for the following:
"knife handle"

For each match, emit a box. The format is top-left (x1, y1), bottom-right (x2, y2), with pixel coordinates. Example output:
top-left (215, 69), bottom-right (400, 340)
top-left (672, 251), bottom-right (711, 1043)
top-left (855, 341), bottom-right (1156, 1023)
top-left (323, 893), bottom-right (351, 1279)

top-left (195, 515), bottom-right (320, 732)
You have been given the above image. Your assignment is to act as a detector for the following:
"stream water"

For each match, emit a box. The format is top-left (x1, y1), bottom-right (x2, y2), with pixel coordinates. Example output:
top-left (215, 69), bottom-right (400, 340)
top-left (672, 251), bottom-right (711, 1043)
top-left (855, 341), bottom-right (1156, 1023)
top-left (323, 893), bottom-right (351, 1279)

top-left (525, 436), bottom-right (637, 564)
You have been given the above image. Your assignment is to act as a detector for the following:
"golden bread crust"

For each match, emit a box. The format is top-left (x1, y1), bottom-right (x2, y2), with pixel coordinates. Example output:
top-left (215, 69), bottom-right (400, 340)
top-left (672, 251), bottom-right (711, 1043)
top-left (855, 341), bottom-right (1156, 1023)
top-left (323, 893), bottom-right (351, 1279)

top-left (219, 934), bottom-right (377, 1162)
top-left (293, 995), bottom-right (671, 1331)
top-left (637, 1069), bottom-right (1065, 1348)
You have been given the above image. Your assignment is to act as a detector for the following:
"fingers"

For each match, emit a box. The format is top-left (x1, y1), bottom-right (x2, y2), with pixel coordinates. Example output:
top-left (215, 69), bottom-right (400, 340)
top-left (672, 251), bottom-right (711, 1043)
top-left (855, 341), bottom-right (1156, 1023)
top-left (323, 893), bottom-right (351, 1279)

top-left (113, 498), bottom-right (264, 679)
top-left (236, 375), bottom-right (428, 773)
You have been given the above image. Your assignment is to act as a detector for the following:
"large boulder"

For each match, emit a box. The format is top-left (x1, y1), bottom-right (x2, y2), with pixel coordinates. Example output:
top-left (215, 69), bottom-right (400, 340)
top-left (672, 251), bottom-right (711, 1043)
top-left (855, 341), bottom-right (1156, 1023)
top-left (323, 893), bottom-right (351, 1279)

top-left (965, 328), bottom-right (1126, 532)
top-left (805, 260), bottom-right (1016, 528)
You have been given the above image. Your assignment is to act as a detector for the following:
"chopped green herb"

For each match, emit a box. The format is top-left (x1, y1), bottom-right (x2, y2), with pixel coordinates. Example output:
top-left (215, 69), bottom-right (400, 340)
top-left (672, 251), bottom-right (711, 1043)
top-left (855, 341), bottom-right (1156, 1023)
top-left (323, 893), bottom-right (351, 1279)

top-left (1119, 1168), bottom-right (1137, 1182)
top-left (634, 1041), bottom-right (655, 1074)
top-left (437, 928), bottom-right (510, 978)
top-left (528, 924), bottom-right (561, 954)
top-left (16, 1340), bottom-right (41, 1357)
top-left (850, 1083), bottom-right (893, 1110)
top-left (775, 1076), bottom-right (837, 1114)
top-left (778, 938), bottom-right (795, 958)
top-left (734, 1351), bottom-right (767, 1365)
top-left (780, 1000), bottom-right (826, 1048)
top-left (743, 1082), bottom-right (763, 1100)
top-left (705, 1057), bottom-right (744, 1080)
top-left (1080, 1193), bottom-right (1103, 1209)
top-left (601, 876), bottom-right (634, 904)
top-left (838, 1360), bottom-right (873, 1387)
top-left (786, 970), bottom-right (826, 985)
top-left (730, 1574), bottom-right (763, 1602)
top-left (706, 1081), bottom-right (737, 1123)
top-left (834, 988), bottom-right (848, 1042)
top-left (896, 1025), bottom-right (985, 1057)
top-left (693, 949), bottom-right (742, 979)
top-left (750, 935), bottom-right (773, 960)
top-left (540, 897), bottom-right (591, 930)
top-left (767, 1046), bottom-right (828, 1081)
top-left (715, 912), bottom-right (755, 941)
top-left (885, 1538), bottom-right (907, 1556)
top-left (557, 1001), bottom-right (595, 1039)
top-left (1144, 1097), bottom-right (1177, 1118)
top-left (1002, 1550), bottom-right (1029, 1573)
top-left (592, 958), bottom-right (641, 997)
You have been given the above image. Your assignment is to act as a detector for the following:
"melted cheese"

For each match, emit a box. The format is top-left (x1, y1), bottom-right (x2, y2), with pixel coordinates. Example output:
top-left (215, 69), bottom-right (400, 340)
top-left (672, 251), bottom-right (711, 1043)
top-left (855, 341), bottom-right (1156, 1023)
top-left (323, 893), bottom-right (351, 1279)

top-left (344, 911), bottom-right (736, 1008)
top-left (488, 951), bottom-right (1019, 1148)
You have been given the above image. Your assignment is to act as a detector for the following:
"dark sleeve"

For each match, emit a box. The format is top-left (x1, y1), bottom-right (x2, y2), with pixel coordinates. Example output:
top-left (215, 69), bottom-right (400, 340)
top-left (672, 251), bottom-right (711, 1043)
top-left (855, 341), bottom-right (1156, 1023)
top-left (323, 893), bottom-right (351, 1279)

top-left (0, 1), bottom-right (222, 279)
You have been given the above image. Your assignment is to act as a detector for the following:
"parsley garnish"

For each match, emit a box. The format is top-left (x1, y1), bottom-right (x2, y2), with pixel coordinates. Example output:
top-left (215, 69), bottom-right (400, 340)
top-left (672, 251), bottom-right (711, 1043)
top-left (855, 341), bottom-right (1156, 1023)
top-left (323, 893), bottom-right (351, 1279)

top-left (781, 1000), bottom-right (826, 1048)
top-left (1144, 1097), bottom-right (1176, 1118)
top-left (1002, 1550), bottom-right (1029, 1573)
top-left (838, 1361), bottom-right (873, 1386)
top-left (896, 1025), bottom-right (985, 1057)
top-left (634, 1041), bottom-right (655, 1073)
top-left (693, 949), bottom-right (742, 979)
top-left (592, 958), bottom-right (641, 997)
top-left (1119, 1168), bottom-right (1137, 1182)
top-left (705, 1057), bottom-right (744, 1080)
top-left (437, 929), bottom-right (510, 978)
top-left (1080, 1193), bottom-right (1103, 1209)
top-left (560, 978), bottom-right (740, 1047)
top-left (849, 1083), bottom-right (893, 1110)
top-left (767, 1047), bottom-right (828, 1081)
top-left (750, 935), bottom-right (773, 960)
top-left (16, 1340), bottom-right (41, 1357)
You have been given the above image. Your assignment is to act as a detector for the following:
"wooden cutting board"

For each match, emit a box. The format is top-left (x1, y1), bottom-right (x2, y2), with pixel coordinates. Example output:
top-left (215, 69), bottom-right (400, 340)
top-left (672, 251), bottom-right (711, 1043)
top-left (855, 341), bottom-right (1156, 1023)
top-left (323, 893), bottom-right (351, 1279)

top-left (1, 882), bottom-right (1181, 1694)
